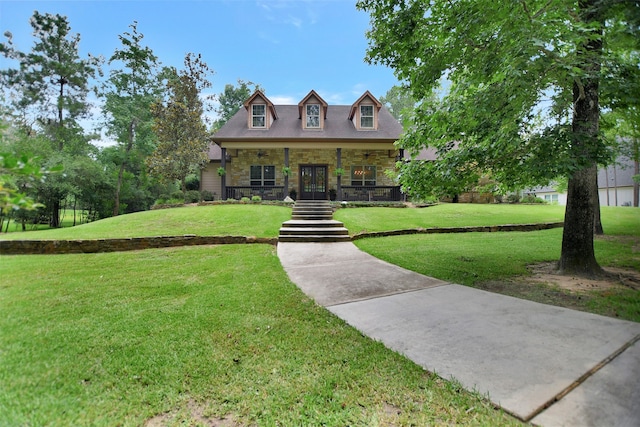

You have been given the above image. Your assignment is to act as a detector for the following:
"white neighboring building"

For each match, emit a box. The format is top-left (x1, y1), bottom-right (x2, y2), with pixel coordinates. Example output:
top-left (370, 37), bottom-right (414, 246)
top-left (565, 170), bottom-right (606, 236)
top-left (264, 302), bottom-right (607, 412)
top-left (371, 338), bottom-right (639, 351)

top-left (599, 157), bottom-right (638, 207)
top-left (529, 157), bottom-right (638, 207)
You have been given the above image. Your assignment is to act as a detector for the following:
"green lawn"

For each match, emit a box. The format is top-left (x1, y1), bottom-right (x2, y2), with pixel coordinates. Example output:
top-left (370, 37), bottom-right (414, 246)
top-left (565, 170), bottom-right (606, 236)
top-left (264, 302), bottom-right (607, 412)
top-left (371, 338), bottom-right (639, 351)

top-left (348, 205), bottom-right (640, 322)
top-left (335, 203), bottom-right (567, 234)
top-left (1, 203), bottom-right (637, 425)
top-left (0, 204), bottom-right (292, 240)
top-left (1, 245), bottom-right (518, 426)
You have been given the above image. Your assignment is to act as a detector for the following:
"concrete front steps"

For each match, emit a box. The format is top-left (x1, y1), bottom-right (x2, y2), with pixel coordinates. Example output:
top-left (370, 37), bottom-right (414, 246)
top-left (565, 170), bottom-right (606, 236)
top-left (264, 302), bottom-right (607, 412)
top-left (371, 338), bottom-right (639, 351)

top-left (279, 200), bottom-right (350, 243)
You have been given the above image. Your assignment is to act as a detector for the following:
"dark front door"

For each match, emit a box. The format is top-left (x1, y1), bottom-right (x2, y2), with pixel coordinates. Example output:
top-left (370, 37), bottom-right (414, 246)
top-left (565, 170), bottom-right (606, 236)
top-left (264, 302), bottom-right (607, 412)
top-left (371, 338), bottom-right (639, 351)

top-left (299, 165), bottom-right (327, 200)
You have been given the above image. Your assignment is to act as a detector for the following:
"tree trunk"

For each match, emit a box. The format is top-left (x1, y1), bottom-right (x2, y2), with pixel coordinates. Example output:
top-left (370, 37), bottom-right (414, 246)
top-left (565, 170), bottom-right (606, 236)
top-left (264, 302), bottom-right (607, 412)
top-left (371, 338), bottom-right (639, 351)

top-left (558, 0), bottom-right (604, 277)
top-left (559, 164), bottom-right (603, 276)
top-left (113, 120), bottom-right (137, 217)
top-left (50, 199), bottom-right (61, 228)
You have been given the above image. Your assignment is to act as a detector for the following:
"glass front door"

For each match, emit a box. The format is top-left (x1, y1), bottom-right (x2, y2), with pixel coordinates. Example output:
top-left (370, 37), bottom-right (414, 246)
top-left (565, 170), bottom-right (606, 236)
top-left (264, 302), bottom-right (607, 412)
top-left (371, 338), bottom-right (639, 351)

top-left (299, 165), bottom-right (327, 200)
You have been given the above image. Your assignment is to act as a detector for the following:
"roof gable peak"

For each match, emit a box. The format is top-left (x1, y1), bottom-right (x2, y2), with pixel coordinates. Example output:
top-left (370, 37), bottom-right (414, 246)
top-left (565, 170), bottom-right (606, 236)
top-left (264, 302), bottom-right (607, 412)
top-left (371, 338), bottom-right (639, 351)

top-left (244, 90), bottom-right (278, 120)
top-left (298, 89), bottom-right (328, 119)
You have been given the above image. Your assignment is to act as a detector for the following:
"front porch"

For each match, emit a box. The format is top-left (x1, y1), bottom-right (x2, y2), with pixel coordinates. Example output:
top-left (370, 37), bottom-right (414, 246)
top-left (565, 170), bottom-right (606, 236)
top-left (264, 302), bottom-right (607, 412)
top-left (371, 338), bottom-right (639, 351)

top-left (217, 147), bottom-right (403, 202)
top-left (224, 185), bottom-right (402, 201)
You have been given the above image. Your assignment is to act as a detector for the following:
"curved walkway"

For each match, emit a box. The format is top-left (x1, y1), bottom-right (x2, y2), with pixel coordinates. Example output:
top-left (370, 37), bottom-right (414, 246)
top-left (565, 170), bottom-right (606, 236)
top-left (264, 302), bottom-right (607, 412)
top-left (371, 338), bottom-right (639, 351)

top-left (278, 241), bottom-right (640, 426)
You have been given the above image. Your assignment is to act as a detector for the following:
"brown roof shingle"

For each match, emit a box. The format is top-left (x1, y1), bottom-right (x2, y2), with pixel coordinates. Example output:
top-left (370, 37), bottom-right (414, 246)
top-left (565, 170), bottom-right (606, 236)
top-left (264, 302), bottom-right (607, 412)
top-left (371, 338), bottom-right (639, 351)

top-left (213, 104), bottom-right (402, 142)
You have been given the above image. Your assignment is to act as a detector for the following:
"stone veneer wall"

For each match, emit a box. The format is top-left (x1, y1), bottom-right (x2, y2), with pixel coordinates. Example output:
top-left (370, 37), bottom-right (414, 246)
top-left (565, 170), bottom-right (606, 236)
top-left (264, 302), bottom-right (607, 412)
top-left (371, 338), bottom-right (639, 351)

top-left (227, 148), bottom-right (398, 193)
top-left (0, 235), bottom-right (278, 255)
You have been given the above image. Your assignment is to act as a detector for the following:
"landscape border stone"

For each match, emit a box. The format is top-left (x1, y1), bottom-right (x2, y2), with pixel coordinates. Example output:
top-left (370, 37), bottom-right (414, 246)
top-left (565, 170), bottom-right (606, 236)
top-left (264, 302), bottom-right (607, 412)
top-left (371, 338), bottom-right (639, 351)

top-left (350, 222), bottom-right (564, 240)
top-left (0, 222), bottom-right (563, 255)
top-left (0, 235), bottom-right (278, 255)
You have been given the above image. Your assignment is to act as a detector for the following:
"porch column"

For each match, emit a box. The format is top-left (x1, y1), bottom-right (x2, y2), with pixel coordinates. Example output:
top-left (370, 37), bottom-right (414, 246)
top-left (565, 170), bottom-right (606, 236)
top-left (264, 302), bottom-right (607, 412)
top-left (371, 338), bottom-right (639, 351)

top-left (336, 148), bottom-right (342, 201)
top-left (220, 147), bottom-right (227, 200)
top-left (284, 148), bottom-right (289, 200)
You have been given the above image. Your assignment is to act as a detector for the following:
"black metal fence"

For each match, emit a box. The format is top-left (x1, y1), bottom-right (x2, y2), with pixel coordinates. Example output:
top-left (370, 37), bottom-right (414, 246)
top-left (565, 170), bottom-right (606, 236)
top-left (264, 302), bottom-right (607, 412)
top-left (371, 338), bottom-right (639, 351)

top-left (225, 185), bottom-right (402, 201)
top-left (341, 186), bottom-right (402, 202)
top-left (225, 186), bottom-right (285, 201)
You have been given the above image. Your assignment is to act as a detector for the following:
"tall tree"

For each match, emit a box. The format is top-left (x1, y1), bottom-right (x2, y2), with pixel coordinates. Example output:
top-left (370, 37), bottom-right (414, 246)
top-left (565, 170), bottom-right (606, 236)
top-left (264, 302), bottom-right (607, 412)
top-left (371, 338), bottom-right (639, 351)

top-left (0, 11), bottom-right (101, 226)
top-left (101, 21), bottom-right (162, 216)
top-left (147, 53), bottom-right (214, 194)
top-left (212, 80), bottom-right (262, 131)
top-left (357, 0), bottom-right (639, 278)
top-left (379, 85), bottom-right (416, 125)
top-left (0, 11), bottom-right (100, 150)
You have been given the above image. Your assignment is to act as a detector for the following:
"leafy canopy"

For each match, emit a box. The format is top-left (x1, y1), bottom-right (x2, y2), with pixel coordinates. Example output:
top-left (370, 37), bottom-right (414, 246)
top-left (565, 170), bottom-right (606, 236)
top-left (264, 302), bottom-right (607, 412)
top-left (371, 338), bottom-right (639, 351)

top-left (357, 0), bottom-right (638, 197)
top-left (147, 53), bottom-right (214, 192)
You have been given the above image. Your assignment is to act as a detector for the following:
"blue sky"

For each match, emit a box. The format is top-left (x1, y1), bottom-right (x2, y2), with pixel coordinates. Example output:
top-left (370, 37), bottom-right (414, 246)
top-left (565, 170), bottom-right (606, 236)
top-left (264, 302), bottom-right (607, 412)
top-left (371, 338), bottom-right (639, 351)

top-left (0, 0), bottom-right (400, 106)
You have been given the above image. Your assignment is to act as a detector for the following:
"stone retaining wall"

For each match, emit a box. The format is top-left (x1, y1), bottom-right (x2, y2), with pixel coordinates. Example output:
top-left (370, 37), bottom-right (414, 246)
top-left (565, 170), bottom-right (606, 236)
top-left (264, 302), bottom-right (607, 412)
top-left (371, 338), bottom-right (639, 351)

top-left (1, 222), bottom-right (563, 255)
top-left (1, 235), bottom-right (278, 255)
top-left (351, 222), bottom-right (564, 240)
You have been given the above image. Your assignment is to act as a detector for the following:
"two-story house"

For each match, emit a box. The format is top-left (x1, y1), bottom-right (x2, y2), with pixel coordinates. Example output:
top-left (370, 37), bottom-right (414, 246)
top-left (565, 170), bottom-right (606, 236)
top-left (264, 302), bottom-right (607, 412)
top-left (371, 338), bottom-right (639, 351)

top-left (201, 89), bottom-right (404, 201)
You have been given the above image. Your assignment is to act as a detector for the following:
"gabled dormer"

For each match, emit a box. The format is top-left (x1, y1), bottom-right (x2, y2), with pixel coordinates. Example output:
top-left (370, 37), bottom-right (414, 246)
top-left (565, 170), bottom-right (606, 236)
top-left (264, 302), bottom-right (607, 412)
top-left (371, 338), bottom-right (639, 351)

top-left (349, 90), bottom-right (382, 131)
top-left (298, 90), bottom-right (328, 130)
top-left (244, 90), bottom-right (278, 130)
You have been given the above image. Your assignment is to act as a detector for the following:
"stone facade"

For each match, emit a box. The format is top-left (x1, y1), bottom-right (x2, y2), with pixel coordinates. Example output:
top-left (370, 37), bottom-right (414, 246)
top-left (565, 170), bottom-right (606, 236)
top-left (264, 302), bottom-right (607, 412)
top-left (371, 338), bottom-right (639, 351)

top-left (225, 148), bottom-right (399, 191)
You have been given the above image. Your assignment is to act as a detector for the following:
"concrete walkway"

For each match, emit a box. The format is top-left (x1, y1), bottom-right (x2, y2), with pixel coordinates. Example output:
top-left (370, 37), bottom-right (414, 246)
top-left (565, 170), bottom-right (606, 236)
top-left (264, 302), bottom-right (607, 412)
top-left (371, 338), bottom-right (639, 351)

top-left (277, 242), bottom-right (640, 426)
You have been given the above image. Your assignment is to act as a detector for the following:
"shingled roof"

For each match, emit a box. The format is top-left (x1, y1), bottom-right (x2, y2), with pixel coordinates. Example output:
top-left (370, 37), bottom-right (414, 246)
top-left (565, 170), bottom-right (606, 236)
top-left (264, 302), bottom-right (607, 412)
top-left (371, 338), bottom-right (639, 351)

top-left (213, 104), bottom-right (403, 142)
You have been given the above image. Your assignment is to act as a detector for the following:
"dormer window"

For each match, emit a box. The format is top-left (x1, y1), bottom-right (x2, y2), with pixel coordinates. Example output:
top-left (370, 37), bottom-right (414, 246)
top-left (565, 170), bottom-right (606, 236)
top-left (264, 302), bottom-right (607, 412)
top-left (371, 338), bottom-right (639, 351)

top-left (306, 104), bottom-right (320, 128)
top-left (349, 91), bottom-right (382, 130)
top-left (360, 105), bottom-right (374, 129)
top-left (252, 104), bottom-right (266, 128)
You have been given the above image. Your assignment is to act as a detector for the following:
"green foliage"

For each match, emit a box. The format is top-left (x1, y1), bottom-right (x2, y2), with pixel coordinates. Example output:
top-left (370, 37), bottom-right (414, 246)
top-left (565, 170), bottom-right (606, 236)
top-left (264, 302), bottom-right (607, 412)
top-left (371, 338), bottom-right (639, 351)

top-left (0, 152), bottom-right (47, 214)
top-left (200, 190), bottom-right (214, 201)
top-left (100, 21), bottom-right (163, 216)
top-left (379, 85), bottom-right (415, 125)
top-left (357, 0), bottom-right (639, 274)
top-left (521, 194), bottom-right (546, 204)
top-left (0, 11), bottom-right (101, 148)
top-left (251, 195), bottom-right (262, 202)
top-left (184, 190), bottom-right (201, 203)
top-left (211, 79), bottom-right (263, 131)
top-left (357, 0), bottom-right (636, 190)
top-left (506, 194), bottom-right (521, 204)
top-left (147, 53), bottom-right (213, 193)
top-left (1, 11), bottom-right (101, 227)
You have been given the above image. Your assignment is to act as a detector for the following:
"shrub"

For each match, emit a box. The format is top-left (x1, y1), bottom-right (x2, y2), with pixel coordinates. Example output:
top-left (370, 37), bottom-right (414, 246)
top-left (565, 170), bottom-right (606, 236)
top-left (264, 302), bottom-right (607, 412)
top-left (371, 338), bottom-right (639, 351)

top-left (521, 194), bottom-right (545, 204)
top-left (251, 195), bottom-right (262, 202)
top-left (185, 174), bottom-right (200, 191)
top-left (241, 197), bottom-right (251, 203)
top-left (201, 190), bottom-right (214, 201)
top-left (185, 190), bottom-right (201, 203)
top-left (506, 194), bottom-right (521, 204)
top-left (170, 190), bottom-right (184, 201)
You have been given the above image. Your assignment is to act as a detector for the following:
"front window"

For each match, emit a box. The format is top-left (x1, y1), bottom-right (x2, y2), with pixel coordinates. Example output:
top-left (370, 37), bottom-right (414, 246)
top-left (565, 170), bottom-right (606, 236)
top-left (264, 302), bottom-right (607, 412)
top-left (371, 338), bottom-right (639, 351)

top-left (306, 104), bottom-right (320, 128)
top-left (350, 165), bottom-right (376, 186)
top-left (252, 104), bottom-right (266, 128)
top-left (250, 165), bottom-right (275, 186)
top-left (360, 105), bottom-right (374, 128)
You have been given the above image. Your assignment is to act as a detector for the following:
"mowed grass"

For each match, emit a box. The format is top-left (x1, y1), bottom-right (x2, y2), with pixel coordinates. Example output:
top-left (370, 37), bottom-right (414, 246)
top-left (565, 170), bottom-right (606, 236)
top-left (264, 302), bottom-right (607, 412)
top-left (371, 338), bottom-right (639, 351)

top-left (335, 203), bottom-right (567, 234)
top-left (1, 203), bottom-right (637, 424)
top-left (0, 245), bottom-right (519, 426)
top-left (0, 204), bottom-right (292, 240)
top-left (351, 206), bottom-right (640, 322)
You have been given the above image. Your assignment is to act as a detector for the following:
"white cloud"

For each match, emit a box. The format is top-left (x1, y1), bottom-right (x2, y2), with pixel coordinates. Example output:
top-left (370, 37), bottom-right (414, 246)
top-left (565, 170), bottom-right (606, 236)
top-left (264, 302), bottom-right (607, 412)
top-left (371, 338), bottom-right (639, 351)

top-left (269, 95), bottom-right (297, 105)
